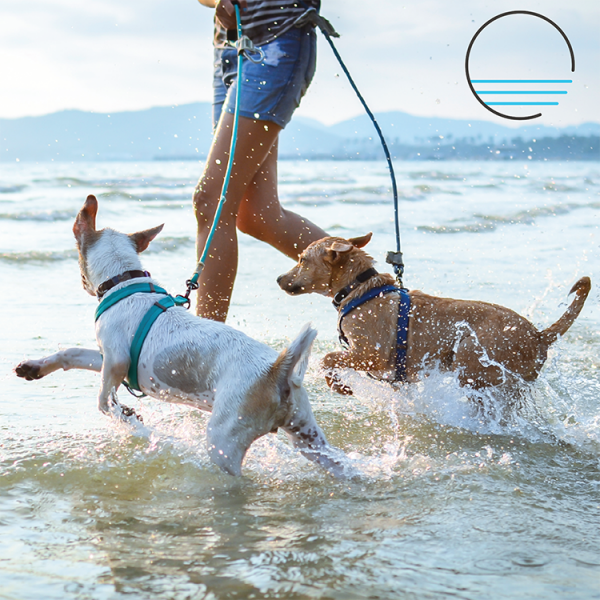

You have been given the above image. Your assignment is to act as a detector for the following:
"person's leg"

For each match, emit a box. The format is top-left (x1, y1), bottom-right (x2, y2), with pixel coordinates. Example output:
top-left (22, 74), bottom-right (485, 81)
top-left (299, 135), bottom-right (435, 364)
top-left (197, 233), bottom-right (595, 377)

top-left (236, 137), bottom-right (328, 259)
top-left (195, 29), bottom-right (323, 321)
top-left (193, 112), bottom-right (282, 321)
top-left (233, 28), bottom-right (324, 258)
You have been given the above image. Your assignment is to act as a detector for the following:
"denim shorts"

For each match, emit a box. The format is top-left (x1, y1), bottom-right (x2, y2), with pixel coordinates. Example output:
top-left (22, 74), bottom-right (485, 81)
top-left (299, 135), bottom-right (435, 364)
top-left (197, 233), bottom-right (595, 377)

top-left (212, 26), bottom-right (316, 130)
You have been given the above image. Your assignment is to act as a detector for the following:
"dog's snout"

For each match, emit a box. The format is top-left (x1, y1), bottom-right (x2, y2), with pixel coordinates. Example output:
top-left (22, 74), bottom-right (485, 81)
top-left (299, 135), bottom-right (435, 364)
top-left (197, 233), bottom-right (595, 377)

top-left (277, 275), bottom-right (303, 295)
top-left (277, 272), bottom-right (296, 292)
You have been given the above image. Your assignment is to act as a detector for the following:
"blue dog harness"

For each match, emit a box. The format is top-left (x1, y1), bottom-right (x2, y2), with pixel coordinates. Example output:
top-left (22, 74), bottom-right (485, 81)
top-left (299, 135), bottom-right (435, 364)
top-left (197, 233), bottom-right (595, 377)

top-left (335, 276), bottom-right (411, 382)
top-left (95, 273), bottom-right (187, 392)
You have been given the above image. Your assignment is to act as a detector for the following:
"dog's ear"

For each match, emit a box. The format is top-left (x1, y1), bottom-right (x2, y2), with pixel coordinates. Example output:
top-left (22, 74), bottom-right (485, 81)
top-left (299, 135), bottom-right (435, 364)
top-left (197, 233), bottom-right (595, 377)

top-left (73, 195), bottom-right (98, 240)
top-left (328, 241), bottom-right (353, 253)
top-left (324, 240), bottom-right (353, 264)
top-left (348, 232), bottom-right (372, 248)
top-left (129, 224), bottom-right (164, 253)
top-left (274, 324), bottom-right (318, 397)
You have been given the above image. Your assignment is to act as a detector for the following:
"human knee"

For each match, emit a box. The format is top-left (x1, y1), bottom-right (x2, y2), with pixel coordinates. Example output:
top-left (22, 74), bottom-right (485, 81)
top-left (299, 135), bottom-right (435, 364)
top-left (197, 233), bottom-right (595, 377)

top-left (193, 184), bottom-right (210, 221)
top-left (237, 205), bottom-right (281, 242)
top-left (194, 181), bottom-right (227, 230)
top-left (236, 210), bottom-right (263, 239)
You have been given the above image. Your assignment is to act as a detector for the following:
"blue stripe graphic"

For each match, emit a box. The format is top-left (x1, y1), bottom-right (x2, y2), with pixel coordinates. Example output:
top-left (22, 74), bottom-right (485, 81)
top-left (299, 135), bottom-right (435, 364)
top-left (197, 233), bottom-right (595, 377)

top-left (476, 91), bottom-right (567, 94)
top-left (485, 102), bottom-right (559, 106)
top-left (471, 80), bottom-right (572, 83)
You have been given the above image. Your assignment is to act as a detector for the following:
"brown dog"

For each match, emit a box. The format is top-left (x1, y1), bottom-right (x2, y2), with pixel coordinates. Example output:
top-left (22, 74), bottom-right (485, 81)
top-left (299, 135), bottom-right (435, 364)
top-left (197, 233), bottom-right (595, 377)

top-left (277, 233), bottom-right (591, 396)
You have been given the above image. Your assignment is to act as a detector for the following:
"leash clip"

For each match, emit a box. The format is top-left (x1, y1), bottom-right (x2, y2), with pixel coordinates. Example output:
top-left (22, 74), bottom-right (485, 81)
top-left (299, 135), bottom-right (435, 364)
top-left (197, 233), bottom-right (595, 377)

top-left (174, 294), bottom-right (191, 310)
top-left (179, 278), bottom-right (199, 310)
top-left (386, 250), bottom-right (405, 285)
top-left (236, 35), bottom-right (264, 63)
top-left (178, 262), bottom-right (204, 311)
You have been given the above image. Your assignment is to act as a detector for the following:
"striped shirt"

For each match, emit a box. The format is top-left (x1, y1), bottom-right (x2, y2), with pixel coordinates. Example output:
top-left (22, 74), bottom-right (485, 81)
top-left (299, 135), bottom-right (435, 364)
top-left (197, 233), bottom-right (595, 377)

top-left (215, 0), bottom-right (320, 47)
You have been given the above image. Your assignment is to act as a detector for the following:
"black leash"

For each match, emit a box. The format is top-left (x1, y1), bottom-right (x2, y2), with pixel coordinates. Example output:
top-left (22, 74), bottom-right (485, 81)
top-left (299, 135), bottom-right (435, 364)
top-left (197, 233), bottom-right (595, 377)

top-left (296, 5), bottom-right (405, 286)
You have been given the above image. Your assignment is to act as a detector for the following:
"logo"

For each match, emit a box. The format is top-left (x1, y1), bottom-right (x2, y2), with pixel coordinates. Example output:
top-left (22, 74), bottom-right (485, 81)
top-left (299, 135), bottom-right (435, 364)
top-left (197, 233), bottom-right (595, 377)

top-left (465, 11), bottom-right (575, 121)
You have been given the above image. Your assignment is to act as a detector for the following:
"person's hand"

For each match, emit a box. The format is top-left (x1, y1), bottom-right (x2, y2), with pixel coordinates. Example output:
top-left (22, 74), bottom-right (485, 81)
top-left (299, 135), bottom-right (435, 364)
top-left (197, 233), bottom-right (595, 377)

top-left (215, 0), bottom-right (248, 30)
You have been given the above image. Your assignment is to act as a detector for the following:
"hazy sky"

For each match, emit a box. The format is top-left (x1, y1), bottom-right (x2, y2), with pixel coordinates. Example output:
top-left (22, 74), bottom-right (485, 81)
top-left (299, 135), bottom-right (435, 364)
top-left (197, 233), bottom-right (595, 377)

top-left (1, 0), bottom-right (598, 127)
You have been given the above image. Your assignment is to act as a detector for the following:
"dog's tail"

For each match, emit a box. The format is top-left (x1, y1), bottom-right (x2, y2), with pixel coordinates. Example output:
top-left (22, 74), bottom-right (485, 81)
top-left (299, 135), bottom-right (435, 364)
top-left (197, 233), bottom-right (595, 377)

top-left (539, 276), bottom-right (591, 346)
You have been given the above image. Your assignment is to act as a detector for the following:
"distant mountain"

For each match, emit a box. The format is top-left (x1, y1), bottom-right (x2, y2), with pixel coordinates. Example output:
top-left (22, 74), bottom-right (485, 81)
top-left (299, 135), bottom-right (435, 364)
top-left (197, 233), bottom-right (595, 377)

top-left (327, 112), bottom-right (600, 145)
top-left (0, 104), bottom-right (214, 162)
top-left (1, 103), bottom-right (598, 162)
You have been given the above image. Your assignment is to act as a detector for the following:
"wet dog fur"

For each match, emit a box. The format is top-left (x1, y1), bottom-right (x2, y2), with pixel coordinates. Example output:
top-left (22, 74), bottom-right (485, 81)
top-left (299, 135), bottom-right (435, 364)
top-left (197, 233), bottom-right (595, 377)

top-left (277, 233), bottom-right (591, 396)
top-left (16, 195), bottom-right (350, 478)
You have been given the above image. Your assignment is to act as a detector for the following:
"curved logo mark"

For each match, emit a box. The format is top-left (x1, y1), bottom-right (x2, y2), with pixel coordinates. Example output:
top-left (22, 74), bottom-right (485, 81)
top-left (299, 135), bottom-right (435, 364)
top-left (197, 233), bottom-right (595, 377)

top-left (465, 11), bottom-right (575, 121)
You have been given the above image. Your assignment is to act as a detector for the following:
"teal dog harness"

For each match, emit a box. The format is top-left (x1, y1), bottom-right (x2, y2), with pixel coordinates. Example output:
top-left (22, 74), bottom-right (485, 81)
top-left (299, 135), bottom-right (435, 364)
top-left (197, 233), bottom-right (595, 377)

top-left (95, 274), bottom-right (187, 392)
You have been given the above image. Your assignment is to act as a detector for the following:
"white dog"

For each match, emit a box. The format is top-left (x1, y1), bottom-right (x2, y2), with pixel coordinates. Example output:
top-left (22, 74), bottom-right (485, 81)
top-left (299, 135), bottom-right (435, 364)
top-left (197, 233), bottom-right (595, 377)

top-left (16, 195), bottom-right (348, 478)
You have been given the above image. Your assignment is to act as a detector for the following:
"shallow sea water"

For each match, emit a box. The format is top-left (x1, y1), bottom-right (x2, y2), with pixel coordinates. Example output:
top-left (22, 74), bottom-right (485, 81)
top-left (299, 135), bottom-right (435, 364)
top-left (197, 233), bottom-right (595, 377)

top-left (1, 159), bottom-right (599, 599)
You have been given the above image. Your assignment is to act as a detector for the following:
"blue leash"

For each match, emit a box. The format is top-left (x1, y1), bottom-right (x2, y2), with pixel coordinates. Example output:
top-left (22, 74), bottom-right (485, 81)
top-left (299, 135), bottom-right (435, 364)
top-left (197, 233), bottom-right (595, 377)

top-left (300, 5), bottom-right (410, 379)
top-left (321, 32), bottom-right (404, 284)
top-left (182, 2), bottom-right (260, 304)
top-left (196, 3), bottom-right (244, 271)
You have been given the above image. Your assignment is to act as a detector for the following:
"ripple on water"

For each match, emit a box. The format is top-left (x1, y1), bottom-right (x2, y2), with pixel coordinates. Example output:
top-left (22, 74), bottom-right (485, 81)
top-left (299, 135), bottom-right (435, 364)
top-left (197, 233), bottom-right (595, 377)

top-left (0, 209), bottom-right (75, 222)
top-left (0, 249), bottom-right (78, 263)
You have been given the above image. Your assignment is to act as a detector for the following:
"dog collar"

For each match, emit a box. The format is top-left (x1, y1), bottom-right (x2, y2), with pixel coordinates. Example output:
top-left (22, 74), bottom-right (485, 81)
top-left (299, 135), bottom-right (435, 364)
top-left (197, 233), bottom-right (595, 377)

top-left (332, 268), bottom-right (379, 308)
top-left (96, 270), bottom-right (152, 299)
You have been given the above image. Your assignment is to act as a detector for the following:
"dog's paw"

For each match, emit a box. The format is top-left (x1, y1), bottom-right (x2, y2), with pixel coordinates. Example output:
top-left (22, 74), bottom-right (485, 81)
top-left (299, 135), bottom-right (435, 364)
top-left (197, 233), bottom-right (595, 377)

top-left (331, 382), bottom-right (353, 396)
top-left (325, 373), bottom-right (354, 395)
top-left (106, 394), bottom-right (144, 424)
top-left (119, 404), bottom-right (144, 424)
top-left (328, 379), bottom-right (354, 395)
top-left (15, 361), bottom-right (44, 381)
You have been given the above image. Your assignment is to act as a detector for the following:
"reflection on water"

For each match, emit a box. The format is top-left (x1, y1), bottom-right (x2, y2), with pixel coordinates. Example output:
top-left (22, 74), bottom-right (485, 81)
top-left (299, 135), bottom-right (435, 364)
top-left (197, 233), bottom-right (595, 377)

top-left (1, 160), bottom-right (599, 599)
